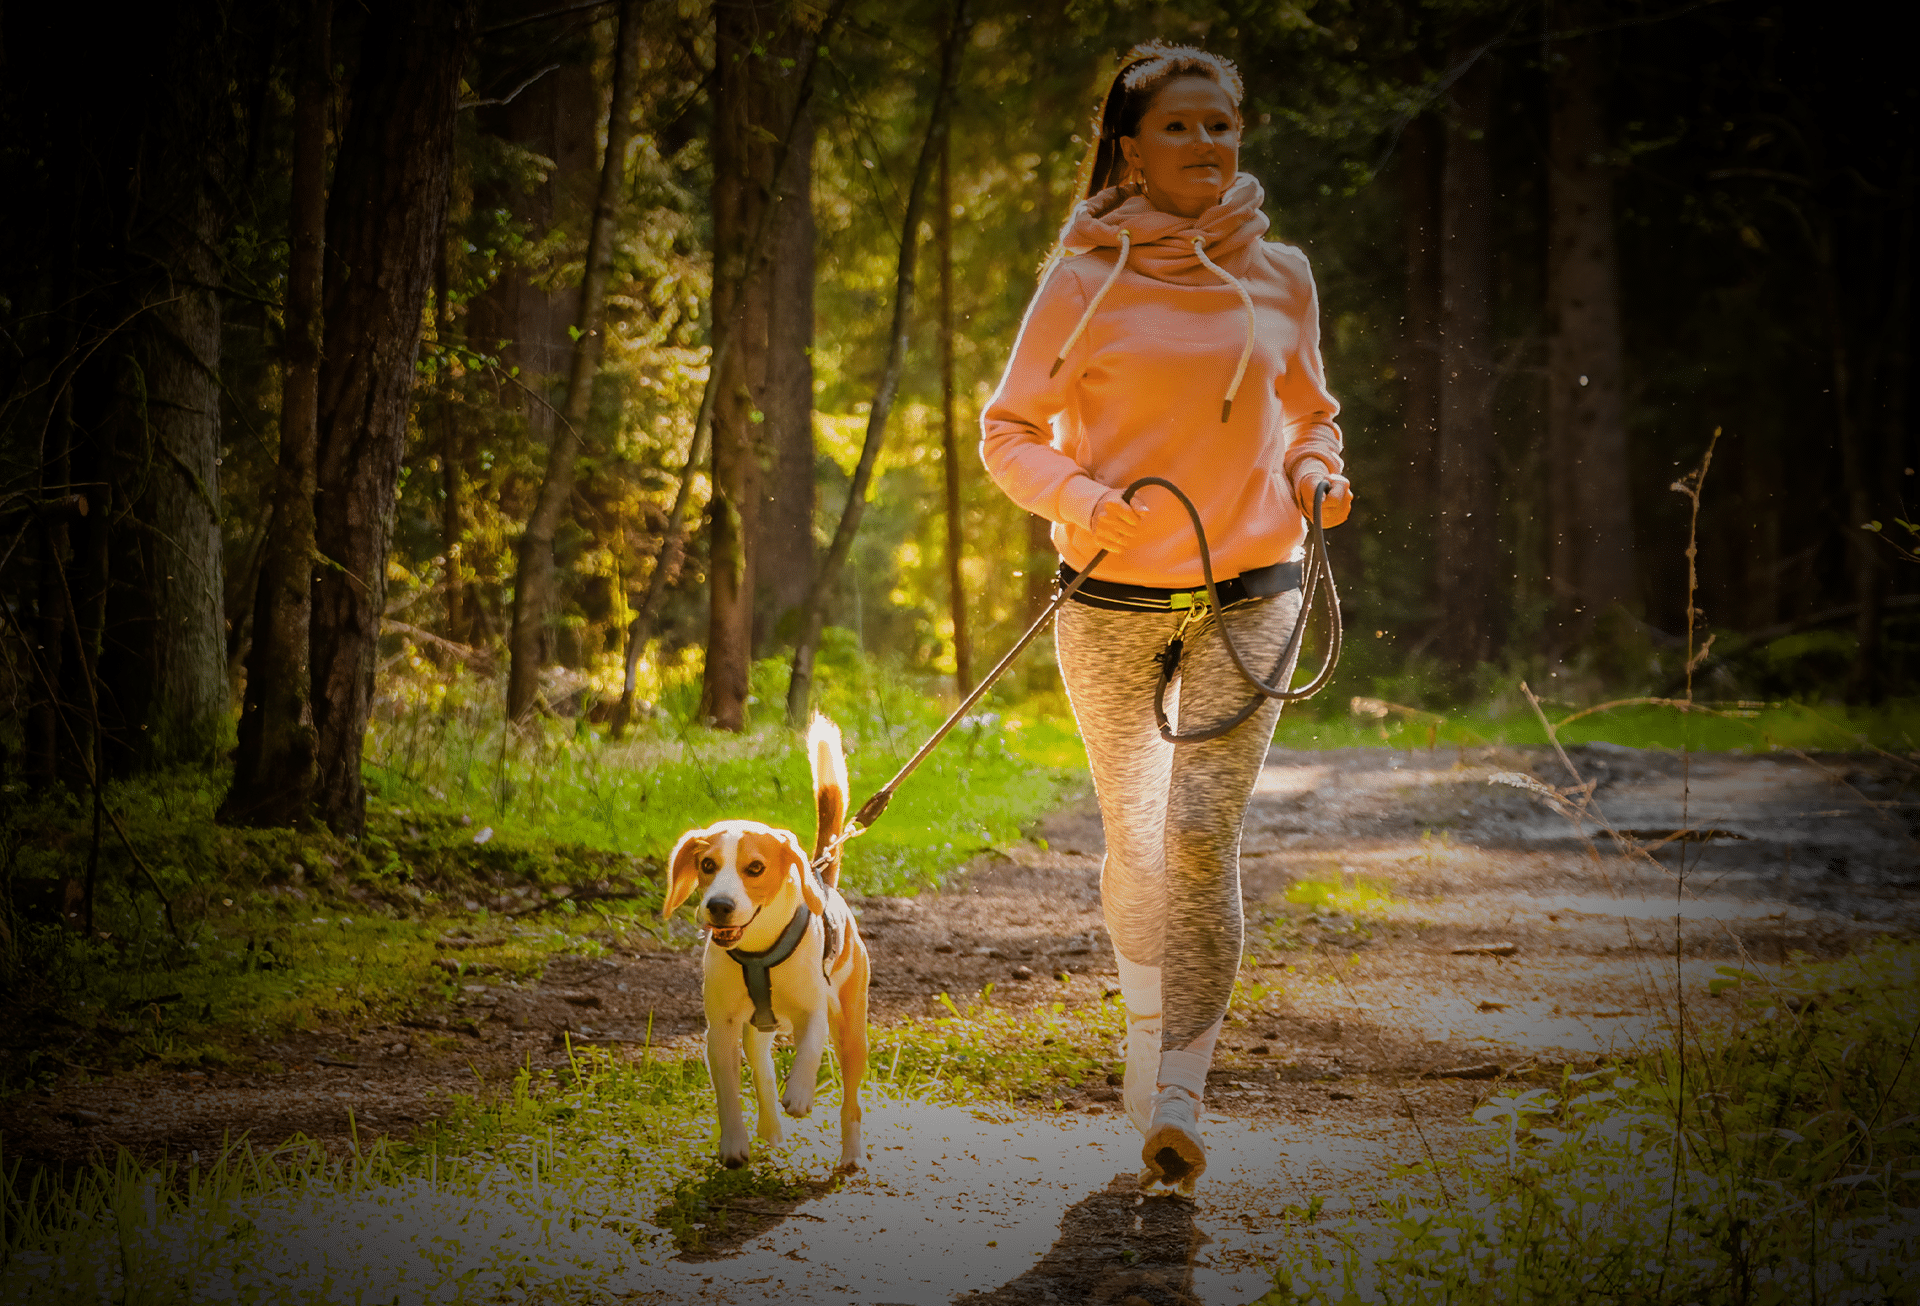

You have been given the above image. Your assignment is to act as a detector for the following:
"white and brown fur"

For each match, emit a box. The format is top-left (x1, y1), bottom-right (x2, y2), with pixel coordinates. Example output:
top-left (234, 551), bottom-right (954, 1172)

top-left (661, 715), bottom-right (869, 1172)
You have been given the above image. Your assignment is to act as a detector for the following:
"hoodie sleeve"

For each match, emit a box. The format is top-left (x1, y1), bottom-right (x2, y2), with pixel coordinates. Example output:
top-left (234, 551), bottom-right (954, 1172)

top-left (1273, 250), bottom-right (1345, 495)
top-left (979, 259), bottom-right (1121, 531)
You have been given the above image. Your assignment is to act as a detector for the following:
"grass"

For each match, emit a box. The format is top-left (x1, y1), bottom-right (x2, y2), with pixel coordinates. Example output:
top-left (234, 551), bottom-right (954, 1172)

top-left (1281, 693), bottom-right (1920, 755)
top-left (6, 633), bottom-right (1917, 1300)
top-left (0, 1049), bottom-right (725, 1303)
top-left (1253, 941), bottom-right (1920, 1305)
top-left (366, 644), bottom-right (1087, 899)
top-left (0, 980), bottom-right (1131, 1303)
top-left (0, 645), bottom-right (1085, 1084)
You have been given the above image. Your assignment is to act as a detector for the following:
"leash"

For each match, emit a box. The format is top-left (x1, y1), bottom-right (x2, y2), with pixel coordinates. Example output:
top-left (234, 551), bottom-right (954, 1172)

top-left (812, 475), bottom-right (1341, 869)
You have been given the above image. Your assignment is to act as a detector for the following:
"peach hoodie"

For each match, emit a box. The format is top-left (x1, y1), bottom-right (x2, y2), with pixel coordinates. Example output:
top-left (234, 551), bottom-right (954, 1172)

top-left (980, 173), bottom-right (1343, 589)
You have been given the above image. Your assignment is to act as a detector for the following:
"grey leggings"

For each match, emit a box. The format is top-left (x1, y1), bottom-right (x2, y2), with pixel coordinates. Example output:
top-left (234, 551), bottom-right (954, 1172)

top-left (1055, 589), bottom-right (1301, 1053)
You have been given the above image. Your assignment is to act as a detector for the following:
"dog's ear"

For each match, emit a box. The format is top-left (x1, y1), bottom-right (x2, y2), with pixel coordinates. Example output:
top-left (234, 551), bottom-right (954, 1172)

top-left (783, 830), bottom-right (827, 917)
top-left (662, 829), bottom-right (708, 918)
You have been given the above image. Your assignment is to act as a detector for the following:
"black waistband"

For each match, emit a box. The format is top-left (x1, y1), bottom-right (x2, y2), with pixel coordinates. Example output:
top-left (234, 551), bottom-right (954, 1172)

top-left (1058, 558), bottom-right (1302, 613)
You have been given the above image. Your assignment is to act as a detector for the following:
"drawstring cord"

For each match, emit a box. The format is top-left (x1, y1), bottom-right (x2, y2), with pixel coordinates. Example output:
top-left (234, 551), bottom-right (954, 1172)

top-left (1050, 230), bottom-right (1131, 378)
top-left (1046, 230), bottom-right (1258, 426)
top-left (1192, 237), bottom-right (1256, 423)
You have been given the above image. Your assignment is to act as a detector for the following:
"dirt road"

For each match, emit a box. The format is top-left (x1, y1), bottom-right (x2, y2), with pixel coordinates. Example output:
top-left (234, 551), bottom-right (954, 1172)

top-left (9, 743), bottom-right (1914, 1303)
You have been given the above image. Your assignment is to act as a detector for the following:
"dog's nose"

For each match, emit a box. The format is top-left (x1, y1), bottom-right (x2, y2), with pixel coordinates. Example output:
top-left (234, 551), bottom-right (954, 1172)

top-left (705, 897), bottom-right (737, 921)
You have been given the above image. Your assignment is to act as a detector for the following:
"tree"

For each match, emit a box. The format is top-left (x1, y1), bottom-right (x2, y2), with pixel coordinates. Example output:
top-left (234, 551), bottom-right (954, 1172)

top-left (703, 0), bottom-right (826, 729)
top-left (310, 0), bottom-right (477, 836)
top-left (785, 0), bottom-right (971, 726)
top-left (222, 0), bottom-right (330, 827)
top-left (506, 0), bottom-right (644, 721)
top-left (1434, 37), bottom-right (1502, 677)
top-left (1545, 8), bottom-right (1636, 648)
top-left (937, 131), bottom-right (972, 695)
top-left (751, 55), bottom-right (819, 658)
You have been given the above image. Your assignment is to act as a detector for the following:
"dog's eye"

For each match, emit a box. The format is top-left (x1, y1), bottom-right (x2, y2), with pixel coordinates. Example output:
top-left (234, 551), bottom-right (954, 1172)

top-left (743, 860), bottom-right (765, 877)
top-left (699, 857), bottom-right (717, 874)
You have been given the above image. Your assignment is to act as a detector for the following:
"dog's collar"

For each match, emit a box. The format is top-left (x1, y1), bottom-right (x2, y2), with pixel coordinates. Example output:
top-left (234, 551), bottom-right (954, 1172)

top-left (726, 903), bottom-right (812, 1032)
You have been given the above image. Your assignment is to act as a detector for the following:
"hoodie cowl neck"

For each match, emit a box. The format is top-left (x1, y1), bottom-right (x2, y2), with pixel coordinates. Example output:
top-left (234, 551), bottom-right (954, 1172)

top-left (1060, 172), bottom-right (1271, 284)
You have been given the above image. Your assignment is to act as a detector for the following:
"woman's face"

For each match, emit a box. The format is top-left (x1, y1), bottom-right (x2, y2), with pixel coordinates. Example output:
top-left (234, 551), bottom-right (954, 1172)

top-left (1120, 76), bottom-right (1242, 219)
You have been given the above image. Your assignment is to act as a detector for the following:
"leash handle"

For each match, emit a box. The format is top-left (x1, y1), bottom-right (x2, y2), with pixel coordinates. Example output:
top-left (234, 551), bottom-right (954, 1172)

top-left (1142, 475), bottom-right (1342, 744)
top-left (842, 475), bottom-right (1343, 827)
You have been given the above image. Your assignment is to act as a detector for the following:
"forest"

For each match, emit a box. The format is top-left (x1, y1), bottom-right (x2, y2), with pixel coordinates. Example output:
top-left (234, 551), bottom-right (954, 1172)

top-left (0, 2), bottom-right (1915, 1300)
top-left (0, 0), bottom-right (1911, 835)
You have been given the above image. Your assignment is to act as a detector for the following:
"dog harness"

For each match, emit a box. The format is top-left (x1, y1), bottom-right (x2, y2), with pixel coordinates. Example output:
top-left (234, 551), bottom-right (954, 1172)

top-left (726, 904), bottom-right (811, 1032)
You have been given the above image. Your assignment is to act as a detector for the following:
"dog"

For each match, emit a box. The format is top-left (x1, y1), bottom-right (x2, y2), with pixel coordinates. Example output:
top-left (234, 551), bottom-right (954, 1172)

top-left (661, 714), bottom-right (869, 1173)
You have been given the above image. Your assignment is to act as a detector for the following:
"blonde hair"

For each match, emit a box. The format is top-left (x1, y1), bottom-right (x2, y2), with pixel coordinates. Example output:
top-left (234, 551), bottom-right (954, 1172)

top-left (1081, 41), bottom-right (1244, 199)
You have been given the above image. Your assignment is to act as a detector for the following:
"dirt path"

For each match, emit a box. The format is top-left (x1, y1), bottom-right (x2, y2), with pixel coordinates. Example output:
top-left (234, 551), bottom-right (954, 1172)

top-left (7, 743), bottom-right (1914, 1303)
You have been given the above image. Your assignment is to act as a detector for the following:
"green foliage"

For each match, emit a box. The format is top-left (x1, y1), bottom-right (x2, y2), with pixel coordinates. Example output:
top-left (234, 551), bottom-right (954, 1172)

top-left (366, 655), bottom-right (1086, 899)
top-left (1254, 942), bottom-right (1920, 1304)
top-left (0, 764), bottom-right (656, 1087)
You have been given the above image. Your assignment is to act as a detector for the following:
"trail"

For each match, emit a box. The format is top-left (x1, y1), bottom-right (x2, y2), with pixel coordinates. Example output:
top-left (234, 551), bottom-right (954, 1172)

top-left (9, 744), bottom-right (1912, 1303)
top-left (605, 741), bottom-right (1917, 1303)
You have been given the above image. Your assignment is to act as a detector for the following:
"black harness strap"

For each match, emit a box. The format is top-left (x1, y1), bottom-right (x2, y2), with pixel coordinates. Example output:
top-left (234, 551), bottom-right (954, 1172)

top-left (726, 904), bottom-right (812, 1032)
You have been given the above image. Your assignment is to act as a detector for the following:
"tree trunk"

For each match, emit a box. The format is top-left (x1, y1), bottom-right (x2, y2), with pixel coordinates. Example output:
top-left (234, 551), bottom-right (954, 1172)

top-left (753, 60), bottom-right (817, 655)
top-left (1546, 13), bottom-right (1636, 650)
top-left (311, 0), bottom-right (475, 837)
top-left (506, 0), bottom-right (643, 721)
top-left (435, 242), bottom-right (474, 647)
top-left (698, 0), bottom-right (778, 731)
top-left (222, 0), bottom-right (328, 827)
top-left (1434, 45), bottom-right (1501, 679)
top-left (938, 133), bottom-right (972, 695)
top-left (1399, 110), bottom-right (1443, 523)
top-left (609, 0), bottom-right (844, 738)
top-left (785, 0), bottom-right (971, 726)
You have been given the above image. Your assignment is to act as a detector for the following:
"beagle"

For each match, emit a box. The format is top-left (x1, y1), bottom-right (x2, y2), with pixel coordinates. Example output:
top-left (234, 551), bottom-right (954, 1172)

top-left (661, 715), bottom-right (869, 1173)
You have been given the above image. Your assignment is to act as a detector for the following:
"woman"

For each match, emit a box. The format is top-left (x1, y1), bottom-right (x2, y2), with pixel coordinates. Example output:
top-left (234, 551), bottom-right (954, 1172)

top-left (979, 41), bottom-right (1353, 1195)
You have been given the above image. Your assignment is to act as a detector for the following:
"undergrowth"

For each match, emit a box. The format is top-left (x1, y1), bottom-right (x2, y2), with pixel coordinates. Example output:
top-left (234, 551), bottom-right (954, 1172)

top-left (0, 644), bottom-right (1082, 1086)
top-left (1256, 941), bottom-right (1920, 1305)
top-left (1279, 692), bottom-right (1920, 755)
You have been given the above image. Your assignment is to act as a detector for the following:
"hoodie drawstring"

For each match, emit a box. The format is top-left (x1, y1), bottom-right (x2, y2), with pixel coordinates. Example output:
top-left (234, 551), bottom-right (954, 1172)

top-left (1050, 230), bottom-right (1131, 378)
top-left (1192, 236), bottom-right (1256, 423)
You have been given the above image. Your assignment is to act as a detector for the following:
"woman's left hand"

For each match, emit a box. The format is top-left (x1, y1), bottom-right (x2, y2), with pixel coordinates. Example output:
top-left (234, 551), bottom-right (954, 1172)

top-left (1294, 469), bottom-right (1353, 527)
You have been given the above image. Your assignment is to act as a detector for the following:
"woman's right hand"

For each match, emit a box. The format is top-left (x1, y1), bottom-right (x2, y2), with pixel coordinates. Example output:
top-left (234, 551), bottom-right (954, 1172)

top-left (1089, 496), bottom-right (1149, 552)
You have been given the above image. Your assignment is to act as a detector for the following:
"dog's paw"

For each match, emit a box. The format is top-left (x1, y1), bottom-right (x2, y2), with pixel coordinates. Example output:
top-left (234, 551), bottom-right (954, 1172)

top-left (834, 1154), bottom-right (863, 1175)
top-left (756, 1112), bottom-right (784, 1143)
top-left (780, 1084), bottom-right (816, 1118)
top-left (718, 1126), bottom-right (752, 1169)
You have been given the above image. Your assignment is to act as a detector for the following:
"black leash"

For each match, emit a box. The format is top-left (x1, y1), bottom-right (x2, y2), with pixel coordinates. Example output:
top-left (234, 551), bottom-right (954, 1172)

top-left (820, 476), bottom-right (1342, 862)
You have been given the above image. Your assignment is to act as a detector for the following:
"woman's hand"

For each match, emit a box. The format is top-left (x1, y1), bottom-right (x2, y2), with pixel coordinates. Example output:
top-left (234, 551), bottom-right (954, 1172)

top-left (1294, 466), bottom-right (1353, 528)
top-left (1089, 496), bottom-right (1149, 552)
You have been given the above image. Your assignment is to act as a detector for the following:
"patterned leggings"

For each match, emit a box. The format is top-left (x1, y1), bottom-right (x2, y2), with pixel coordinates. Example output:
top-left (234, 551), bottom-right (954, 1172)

top-left (1055, 589), bottom-right (1301, 1090)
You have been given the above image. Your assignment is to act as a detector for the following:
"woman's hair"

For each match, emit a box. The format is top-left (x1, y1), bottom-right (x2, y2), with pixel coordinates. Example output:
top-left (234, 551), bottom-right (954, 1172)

top-left (1081, 41), bottom-right (1245, 200)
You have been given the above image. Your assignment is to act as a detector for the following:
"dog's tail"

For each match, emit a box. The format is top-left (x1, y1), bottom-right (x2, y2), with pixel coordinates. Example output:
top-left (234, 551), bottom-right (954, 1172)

top-left (807, 713), bottom-right (849, 888)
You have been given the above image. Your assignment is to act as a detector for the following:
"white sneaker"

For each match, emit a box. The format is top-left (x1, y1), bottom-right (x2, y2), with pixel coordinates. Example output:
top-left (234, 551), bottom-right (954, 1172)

top-left (1139, 1085), bottom-right (1206, 1197)
top-left (1122, 1014), bottom-right (1162, 1136)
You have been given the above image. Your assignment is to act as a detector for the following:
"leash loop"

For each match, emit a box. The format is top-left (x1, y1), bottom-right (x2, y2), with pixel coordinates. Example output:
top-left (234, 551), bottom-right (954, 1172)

top-left (1139, 476), bottom-right (1343, 743)
top-left (845, 474), bottom-right (1342, 825)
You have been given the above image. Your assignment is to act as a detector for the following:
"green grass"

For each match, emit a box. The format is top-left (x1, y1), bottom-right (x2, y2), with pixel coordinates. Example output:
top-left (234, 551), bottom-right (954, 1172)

top-left (0, 1048), bottom-right (727, 1302)
top-left (1, 644), bottom-right (1086, 1083)
top-left (365, 647), bottom-right (1087, 899)
top-left (873, 988), bottom-right (1127, 1107)
top-left (0, 981), bottom-right (1132, 1303)
top-left (1278, 692), bottom-right (1920, 754)
top-left (1254, 941), bottom-right (1920, 1304)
